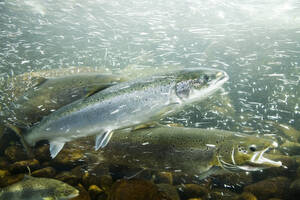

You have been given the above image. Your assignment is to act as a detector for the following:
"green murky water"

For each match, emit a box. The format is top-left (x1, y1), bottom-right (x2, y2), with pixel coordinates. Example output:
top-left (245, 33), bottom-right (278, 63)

top-left (1, 0), bottom-right (300, 199)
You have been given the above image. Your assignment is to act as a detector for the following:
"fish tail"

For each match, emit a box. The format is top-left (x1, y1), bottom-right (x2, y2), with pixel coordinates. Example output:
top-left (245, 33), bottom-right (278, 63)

top-left (5, 123), bottom-right (34, 158)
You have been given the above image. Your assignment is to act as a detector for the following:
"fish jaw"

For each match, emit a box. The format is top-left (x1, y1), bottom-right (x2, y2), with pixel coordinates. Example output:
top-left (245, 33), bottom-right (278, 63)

top-left (187, 69), bottom-right (229, 103)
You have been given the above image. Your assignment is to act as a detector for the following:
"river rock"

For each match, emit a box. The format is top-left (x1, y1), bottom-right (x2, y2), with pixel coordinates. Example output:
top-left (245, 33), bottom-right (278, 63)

top-left (108, 179), bottom-right (166, 200)
top-left (71, 184), bottom-right (91, 200)
top-left (289, 178), bottom-right (300, 199)
top-left (209, 188), bottom-right (239, 200)
top-left (235, 192), bottom-right (257, 200)
top-left (31, 166), bottom-right (56, 178)
top-left (55, 171), bottom-right (81, 186)
top-left (177, 184), bottom-right (208, 200)
top-left (0, 157), bottom-right (9, 169)
top-left (4, 145), bottom-right (28, 162)
top-left (157, 184), bottom-right (180, 200)
top-left (52, 146), bottom-right (84, 168)
top-left (0, 173), bottom-right (24, 187)
top-left (244, 176), bottom-right (291, 200)
top-left (9, 159), bottom-right (40, 173)
top-left (154, 172), bottom-right (173, 185)
top-left (211, 171), bottom-right (252, 191)
top-left (34, 144), bottom-right (51, 162)
top-left (88, 185), bottom-right (106, 200)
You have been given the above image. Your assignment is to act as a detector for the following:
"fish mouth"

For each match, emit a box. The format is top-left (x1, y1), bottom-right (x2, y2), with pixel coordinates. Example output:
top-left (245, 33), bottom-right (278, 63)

top-left (218, 142), bottom-right (282, 172)
top-left (188, 69), bottom-right (229, 102)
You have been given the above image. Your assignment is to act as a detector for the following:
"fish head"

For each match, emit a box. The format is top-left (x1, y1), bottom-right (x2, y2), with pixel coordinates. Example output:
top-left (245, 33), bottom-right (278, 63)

top-left (53, 182), bottom-right (79, 199)
top-left (174, 68), bottom-right (229, 102)
top-left (217, 134), bottom-right (282, 172)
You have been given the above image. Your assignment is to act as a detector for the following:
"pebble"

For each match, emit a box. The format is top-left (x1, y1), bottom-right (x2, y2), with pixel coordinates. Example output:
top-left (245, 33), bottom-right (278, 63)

top-left (10, 159), bottom-right (40, 173)
top-left (108, 179), bottom-right (166, 200)
top-left (177, 184), bottom-right (208, 200)
top-left (244, 176), bottom-right (291, 200)
top-left (0, 173), bottom-right (24, 187)
top-left (154, 171), bottom-right (173, 185)
top-left (88, 185), bottom-right (105, 200)
top-left (31, 166), bottom-right (56, 178)
top-left (236, 192), bottom-right (257, 200)
top-left (157, 183), bottom-right (180, 200)
top-left (4, 145), bottom-right (28, 162)
top-left (71, 183), bottom-right (91, 200)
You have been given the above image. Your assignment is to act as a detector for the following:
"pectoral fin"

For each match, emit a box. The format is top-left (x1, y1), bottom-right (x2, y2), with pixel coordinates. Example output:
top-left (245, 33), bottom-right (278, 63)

top-left (95, 130), bottom-right (114, 150)
top-left (49, 141), bottom-right (65, 158)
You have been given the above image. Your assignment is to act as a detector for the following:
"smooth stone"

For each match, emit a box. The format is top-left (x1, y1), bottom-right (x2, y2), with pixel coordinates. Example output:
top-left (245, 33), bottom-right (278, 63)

top-left (71, 183), bottom-right (91, 200)
top-left (187, 199), bottom-right (203, 200)
top-left (55, 171), bottom-right (81, 186)
top-left (82, 172), bottom-right (99, 189)
top-left (209, 188), bottom-right (239, 200)
top-left (0, 157), bottom-right (9, 169)
top-left (157, 184), bottom-right (180, 200)
top-left (211, 171), bottom-right (252, 191)
top-left (0, 169), bottom-right (10, 178)
top-left (235, 192), bottom-right (257, 200)
top-left (4, 145), bottom-right (28, 162)
top-left (52, 146), bottom-right (84, 168)
top-left (244, 176), bottom-right (291, 200)
top-left (108, 179), bottom-right (166, 200)
top-left (177, 184), bottom-right (208, 200)
top-left (154, 172), bottom-right (173, 185)
top-left (10, 159), bottom-right (40, 173)
top-left (99, 175), bottom-right (113, 193)
top-left (34, 144), bottom-right (51, 162)
top-left (289, 178), bottom-right (300, 199)
top-left (31, 166), bottom-right (56, 178)
top-left (88, 185), bottom-right (105, 200)
top-left (0, 173), bottom-right (24, 187)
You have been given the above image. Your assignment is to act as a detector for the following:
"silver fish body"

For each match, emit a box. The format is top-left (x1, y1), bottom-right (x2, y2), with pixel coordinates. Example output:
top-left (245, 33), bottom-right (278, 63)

top-left (25, 68), bottom-right (229, 158)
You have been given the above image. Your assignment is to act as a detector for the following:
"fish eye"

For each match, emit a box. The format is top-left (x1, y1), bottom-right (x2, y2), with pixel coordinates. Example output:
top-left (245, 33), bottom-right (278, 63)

top-left (249, 145), bottom-right (257, 152)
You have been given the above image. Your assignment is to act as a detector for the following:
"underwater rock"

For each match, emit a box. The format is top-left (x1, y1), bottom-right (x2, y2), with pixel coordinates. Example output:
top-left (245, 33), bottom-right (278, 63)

top-left (4, 145), bottom-right (27, 162)
top-left (10, 159), bottom-right (40, 173)
top-left (82, 172), bottom-right (99, 189)
top-left (154, 172), bottom-right (173, 185)
top-left (211, 171), bottom-right (253, 191)
top-left (108, 179), bottom-right (166, 200)
top-left (52, 146), bottom-right (84, 168)
top-left (209, 188), bottom-right (239, 200)
top-left (244, 176), bottom-right (291, 200)
top-left (88, 185), bottom-right (106, 200)
top-left (31, 166), bottom-right (56, 178)
top-left (55, 171), bottom-right (81, 186)
top-left (157, 183), bottom-right (180, 200)
top-left (289, 178), bottom-right (300, 199)
top-left (0, 169), bottom-right (10, 178)
top-left (34, 144), bottom-right (51, 162)
top-left (71, 184), bottom-right (91, 200)
top-left (187, 199), bottom-right (203, 200)
top-left (0, 157), bottom-right (9, 169)
top-left (235, 192), bottom-right (257, 200)
top-left (99, 174), bottom-right (113, 193)
top-left (177, 184), bottom-right (208, 200)
top-left (0, 173), bottom-right (24, 187)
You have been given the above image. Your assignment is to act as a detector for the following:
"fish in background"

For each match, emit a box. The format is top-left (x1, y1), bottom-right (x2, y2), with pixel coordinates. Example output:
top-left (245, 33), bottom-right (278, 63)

top-left (13, 67), bottom-right (228, 158)
top-left (89, 125), bottom-right (282, 178)
top-left (0, 175), bottom-right (79, 200)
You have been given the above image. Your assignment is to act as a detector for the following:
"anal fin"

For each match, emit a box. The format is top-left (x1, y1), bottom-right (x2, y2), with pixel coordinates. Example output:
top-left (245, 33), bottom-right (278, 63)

top-left (49, 141), bottom-right (65, 158)
top-left (95, 130), bottom-right (113, 150)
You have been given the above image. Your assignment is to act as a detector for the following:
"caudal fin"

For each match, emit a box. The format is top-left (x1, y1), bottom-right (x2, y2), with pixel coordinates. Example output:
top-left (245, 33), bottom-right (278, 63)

top-left (5, 123), bottom-right (34, 158)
